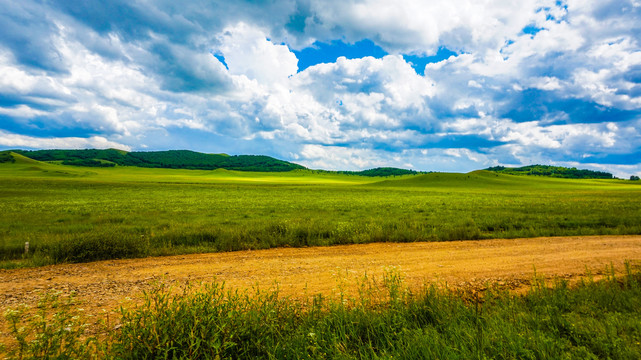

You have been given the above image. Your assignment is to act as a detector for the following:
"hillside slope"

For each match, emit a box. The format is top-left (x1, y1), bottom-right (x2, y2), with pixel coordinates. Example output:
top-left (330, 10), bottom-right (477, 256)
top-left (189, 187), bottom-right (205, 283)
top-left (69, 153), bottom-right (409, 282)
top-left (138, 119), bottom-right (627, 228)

top-left (0, 151), bottom-right (99, 176)
top-left (370, 170), bottom-right (622, 190)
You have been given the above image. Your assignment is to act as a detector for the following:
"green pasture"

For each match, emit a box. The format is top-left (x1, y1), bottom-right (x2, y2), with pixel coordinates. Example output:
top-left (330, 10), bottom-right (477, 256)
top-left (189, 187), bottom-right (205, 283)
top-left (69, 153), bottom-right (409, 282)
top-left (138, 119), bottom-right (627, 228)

top-left (1, 152), bottom-right (640, 267)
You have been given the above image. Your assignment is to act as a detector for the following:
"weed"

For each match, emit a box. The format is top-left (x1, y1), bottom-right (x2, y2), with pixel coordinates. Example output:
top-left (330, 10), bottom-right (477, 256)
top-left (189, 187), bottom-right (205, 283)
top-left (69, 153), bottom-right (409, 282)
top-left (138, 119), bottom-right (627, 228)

top-left (3, 292), bottom-right (102, 359)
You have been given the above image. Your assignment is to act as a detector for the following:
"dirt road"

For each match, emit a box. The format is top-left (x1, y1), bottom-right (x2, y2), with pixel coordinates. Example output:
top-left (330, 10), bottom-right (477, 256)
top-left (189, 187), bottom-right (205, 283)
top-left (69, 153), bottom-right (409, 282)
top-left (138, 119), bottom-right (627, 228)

top-left (1, 235), bottom-right (640, 318)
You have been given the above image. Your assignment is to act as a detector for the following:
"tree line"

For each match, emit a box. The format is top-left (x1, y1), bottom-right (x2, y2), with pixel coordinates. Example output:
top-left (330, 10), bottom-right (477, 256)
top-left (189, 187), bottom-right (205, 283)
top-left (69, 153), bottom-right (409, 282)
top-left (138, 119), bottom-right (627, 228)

top-left (13, 149), bottom-right (306, 172)
top-left (486, 165), bottom-right (613, 179)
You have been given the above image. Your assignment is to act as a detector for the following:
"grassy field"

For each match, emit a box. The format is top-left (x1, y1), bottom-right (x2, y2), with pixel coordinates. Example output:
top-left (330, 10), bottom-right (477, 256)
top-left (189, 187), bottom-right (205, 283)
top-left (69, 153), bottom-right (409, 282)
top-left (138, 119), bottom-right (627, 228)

top-left (1, 152), bottom-right (641, 267)
top-left (2, 152), bottom-right (641, 359)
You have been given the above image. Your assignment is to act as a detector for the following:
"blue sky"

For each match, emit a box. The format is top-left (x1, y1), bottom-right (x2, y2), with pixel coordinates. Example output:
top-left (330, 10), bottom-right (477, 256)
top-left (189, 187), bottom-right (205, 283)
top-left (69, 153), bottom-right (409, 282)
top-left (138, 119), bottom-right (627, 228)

top-left (0, 0), bottom-right (640, 177)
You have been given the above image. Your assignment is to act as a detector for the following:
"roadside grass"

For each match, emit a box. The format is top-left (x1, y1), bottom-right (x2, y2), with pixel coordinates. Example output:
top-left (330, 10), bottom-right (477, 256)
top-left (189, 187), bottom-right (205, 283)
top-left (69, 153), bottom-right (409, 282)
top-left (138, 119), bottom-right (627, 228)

top-left (1, 159), bottom-right (641, 267)
top-left (3, 266), bottom-right (641, 359)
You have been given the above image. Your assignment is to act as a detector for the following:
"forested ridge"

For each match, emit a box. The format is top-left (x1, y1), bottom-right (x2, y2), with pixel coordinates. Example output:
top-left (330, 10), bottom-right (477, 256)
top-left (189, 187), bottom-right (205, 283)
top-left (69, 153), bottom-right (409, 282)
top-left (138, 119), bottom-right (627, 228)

top-left (12, 149), bottom-right (306, 172)
top-left (486, 165), bottom-right (613, 179)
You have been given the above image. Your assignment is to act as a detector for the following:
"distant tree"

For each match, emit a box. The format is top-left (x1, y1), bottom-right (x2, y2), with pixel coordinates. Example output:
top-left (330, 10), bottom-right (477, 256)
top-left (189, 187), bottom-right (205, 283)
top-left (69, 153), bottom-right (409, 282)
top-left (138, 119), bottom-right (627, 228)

top-left (631, 175), bottom-right (640, 181)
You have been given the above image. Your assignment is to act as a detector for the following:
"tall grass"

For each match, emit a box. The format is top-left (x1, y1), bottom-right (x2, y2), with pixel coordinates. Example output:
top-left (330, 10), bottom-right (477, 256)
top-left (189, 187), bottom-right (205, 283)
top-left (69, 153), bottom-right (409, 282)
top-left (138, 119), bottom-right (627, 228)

top-left (4, 266), bottom-right (641, 359)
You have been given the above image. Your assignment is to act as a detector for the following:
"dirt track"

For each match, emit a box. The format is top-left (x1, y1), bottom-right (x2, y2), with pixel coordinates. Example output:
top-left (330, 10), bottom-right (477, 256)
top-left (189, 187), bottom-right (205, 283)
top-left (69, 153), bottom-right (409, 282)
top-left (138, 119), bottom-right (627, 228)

top-left (1, 235), bottom-right (641, 320)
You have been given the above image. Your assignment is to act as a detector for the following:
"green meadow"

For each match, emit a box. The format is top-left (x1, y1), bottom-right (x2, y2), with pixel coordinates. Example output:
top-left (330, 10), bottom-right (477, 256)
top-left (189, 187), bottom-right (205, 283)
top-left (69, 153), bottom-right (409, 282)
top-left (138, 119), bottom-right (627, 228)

top-left (1, 152), bottom-right (640, 267)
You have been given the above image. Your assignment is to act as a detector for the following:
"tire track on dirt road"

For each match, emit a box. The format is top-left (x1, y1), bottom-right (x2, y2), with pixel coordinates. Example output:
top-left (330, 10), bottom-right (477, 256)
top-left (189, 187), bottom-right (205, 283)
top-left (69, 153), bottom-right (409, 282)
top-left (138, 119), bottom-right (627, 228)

top-left (1, 235), bottom-right (640, 322)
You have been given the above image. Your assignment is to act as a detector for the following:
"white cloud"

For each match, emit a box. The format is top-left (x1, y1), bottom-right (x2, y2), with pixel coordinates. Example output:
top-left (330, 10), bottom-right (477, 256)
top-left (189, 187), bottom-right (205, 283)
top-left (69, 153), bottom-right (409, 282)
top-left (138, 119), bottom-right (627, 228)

top-left (0, 28), bottom-right (165, 136)
top-left (529, 76), bottom-right (563, 91)
top-left (567, 37), bottom-right (641, 109)
top-left (298, 144), bottom-right (383, 170)
top-left (594, 163), bottom-right (641, 179)
top-left (0, 50), bottom-right (72, 104)
top-left (306, 0), bottom-right (544, 53)
top-left (291, 55), bottom-right (435, 132)
top-left (297, 144), bottom-right (489, 171)
top-left (0, 105), bottom-right (49, 118)
top-left (206, 53), bottom-right (437, 148)
top-left (442, 116), bottom-right (624, 157)
top-left (218, 22), bottom-right (298, 84)
top-left (0, 130), bottom-right (131, 150)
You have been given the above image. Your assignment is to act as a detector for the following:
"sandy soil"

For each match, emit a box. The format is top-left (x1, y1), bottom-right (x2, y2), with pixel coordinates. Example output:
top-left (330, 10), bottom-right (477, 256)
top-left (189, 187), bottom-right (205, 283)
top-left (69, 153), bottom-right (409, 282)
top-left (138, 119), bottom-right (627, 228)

top-left (1, 235), bottom-right (640, 343)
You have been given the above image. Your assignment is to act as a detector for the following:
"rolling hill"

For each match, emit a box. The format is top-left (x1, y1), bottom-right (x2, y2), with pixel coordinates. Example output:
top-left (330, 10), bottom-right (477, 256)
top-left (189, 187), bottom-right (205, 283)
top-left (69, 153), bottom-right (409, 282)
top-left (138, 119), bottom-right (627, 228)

top-left (1, 149), bottom-right (621, 179)
top-left (5, 149), bottom-right (422, 175)
top-left (11, 149), bottom-right (306, 172)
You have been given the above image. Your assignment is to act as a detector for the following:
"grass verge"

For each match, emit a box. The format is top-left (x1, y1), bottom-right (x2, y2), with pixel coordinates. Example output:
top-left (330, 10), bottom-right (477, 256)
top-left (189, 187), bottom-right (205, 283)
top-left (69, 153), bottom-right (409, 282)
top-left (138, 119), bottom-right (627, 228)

top-left (3, 266), bottom-right (641, 359)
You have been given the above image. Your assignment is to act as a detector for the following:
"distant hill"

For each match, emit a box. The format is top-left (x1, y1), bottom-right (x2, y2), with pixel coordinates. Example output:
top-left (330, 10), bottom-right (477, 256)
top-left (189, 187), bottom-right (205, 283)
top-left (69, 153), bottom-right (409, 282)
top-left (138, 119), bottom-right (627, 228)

top-left (12, 149), bottom-right (306, 172)
top-left (1, 151), bottom-right (45, 165)
top-left (486, 165), bottom-right (613, 179)
top-left (311, 167), bottom-right (421, 177)
top-left (7, 150), bottom-right (425, 175)
top-left (6, 150), bottom-right (615, 179)
top-left (344, 167), bottom-right (420, 177)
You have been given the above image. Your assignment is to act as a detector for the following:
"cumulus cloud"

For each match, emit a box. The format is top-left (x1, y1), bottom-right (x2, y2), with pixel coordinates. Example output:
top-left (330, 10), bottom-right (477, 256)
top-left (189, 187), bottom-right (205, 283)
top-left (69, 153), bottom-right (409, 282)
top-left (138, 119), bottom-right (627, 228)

top-left (289, 55), bottom-right (435, 139)
top-left (302, 0), bottom-right (543, 53)
top-left (0, 129), bottom-right (131, 150)
top-left (218, 23), bottom-right (298, 84)
top-left (296, 144), bottom-right (492, 172)
top-left (0, 0), bottom-right (640, 175)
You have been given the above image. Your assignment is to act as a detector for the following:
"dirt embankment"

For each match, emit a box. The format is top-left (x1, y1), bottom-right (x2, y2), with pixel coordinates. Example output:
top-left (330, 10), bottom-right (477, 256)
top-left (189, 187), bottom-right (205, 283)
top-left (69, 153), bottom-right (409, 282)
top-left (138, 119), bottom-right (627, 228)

top-left (1, 235), bottom-right (640, 322)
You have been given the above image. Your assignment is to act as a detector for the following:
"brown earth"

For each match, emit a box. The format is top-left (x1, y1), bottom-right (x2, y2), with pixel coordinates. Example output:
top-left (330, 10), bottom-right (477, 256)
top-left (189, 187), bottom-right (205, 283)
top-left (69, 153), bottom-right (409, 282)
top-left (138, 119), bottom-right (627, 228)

top-left (1, 235), bottom-right (641, 340)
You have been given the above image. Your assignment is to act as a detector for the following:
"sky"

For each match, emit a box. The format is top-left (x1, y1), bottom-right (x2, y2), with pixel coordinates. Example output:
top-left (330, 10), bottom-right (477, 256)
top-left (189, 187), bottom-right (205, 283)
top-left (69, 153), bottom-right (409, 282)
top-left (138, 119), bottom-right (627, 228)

top-left (1, 0), bottom-right (640, 177)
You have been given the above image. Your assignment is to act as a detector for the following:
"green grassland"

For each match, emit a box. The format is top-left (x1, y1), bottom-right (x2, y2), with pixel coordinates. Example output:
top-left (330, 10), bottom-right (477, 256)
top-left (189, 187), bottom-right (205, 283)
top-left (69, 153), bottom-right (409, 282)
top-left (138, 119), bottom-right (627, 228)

top-left (1, 151), bottom-right (640, 267)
